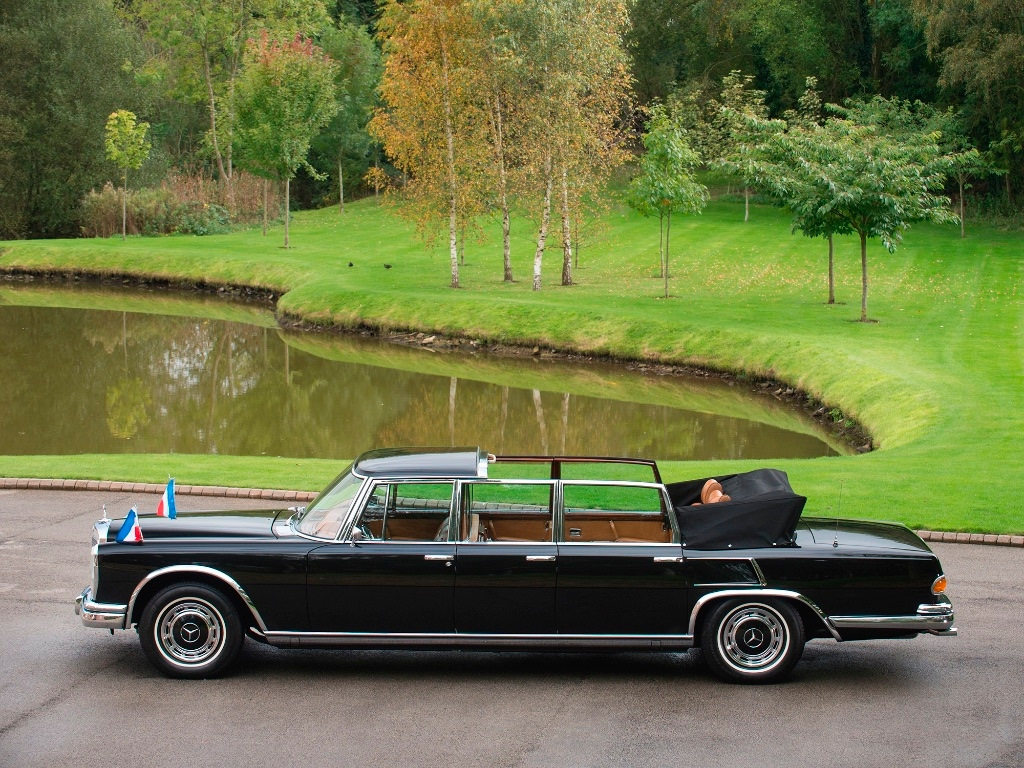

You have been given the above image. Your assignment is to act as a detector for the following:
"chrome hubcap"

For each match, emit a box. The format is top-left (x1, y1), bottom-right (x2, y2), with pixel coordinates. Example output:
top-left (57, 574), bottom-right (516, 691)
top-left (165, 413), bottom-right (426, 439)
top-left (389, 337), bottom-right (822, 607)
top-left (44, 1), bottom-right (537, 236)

top-left (156, 598), bottom-right (224, 667)
top-left (718, 604), bottom-right (788, 673)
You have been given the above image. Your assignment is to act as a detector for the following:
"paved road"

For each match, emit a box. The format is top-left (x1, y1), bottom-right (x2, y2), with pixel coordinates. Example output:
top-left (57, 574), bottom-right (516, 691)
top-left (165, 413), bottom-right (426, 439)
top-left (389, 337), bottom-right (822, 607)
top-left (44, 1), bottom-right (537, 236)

top-left (1, 489), bottom-right (1021, 768)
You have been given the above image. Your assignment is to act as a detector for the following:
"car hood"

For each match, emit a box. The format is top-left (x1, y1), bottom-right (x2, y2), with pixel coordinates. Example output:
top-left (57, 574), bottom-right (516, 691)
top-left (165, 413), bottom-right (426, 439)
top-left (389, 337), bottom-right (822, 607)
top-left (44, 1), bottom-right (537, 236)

top-left (109, 508), bottom-right (288, 540)
top-left (799, 517), bottom-right (933, 553)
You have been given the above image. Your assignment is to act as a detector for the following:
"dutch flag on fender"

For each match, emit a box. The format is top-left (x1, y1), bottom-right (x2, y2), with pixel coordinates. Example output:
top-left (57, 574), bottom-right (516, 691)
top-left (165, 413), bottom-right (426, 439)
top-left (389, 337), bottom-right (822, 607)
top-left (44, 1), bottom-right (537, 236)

top-left (116, 506), bottom-right (143, 544)
top-left (156, 479), bottom-right (177, 519)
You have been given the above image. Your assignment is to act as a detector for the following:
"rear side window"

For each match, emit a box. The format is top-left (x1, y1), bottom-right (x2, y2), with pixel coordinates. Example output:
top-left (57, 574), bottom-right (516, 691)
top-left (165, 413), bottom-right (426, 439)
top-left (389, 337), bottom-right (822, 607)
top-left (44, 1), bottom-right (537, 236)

top-left (562, 484), bottom-right (670, 543)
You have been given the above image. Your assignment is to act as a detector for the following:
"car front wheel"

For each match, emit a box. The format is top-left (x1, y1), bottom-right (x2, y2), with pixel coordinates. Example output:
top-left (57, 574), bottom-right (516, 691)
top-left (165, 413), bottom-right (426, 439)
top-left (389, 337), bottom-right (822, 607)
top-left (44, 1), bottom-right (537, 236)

top-left (700, 598), bottom-right (805, 683)
top-left (139, 582), bottom-right (243, 679)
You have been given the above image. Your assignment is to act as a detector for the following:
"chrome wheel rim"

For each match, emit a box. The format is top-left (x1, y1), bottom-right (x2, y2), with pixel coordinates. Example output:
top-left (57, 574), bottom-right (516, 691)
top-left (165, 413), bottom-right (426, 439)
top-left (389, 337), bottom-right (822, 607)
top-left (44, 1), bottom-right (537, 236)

top-left (155, 597), bottom-right (225, 667)
top-left (717, 603), bottom-right (789, 673)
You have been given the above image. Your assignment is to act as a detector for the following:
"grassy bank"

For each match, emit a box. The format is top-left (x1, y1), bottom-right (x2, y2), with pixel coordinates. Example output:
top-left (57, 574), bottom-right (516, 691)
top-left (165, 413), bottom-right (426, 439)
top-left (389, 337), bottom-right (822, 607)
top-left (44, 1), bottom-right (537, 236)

top-left (2, 196), bottom-right (1022, 533)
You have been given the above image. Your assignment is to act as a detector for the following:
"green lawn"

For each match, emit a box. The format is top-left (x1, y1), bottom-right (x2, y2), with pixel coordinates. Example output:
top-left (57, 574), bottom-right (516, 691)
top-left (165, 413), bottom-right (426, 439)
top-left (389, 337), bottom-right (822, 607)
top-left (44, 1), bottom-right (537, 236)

top-left (1, 195), bottom-right (1022, 533)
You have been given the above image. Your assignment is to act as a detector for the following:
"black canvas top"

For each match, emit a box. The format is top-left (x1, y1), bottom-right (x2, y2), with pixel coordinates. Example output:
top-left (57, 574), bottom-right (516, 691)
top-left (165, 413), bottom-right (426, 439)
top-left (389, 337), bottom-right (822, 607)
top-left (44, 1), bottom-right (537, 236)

top-left (667, 468), bottom-right (805, 550)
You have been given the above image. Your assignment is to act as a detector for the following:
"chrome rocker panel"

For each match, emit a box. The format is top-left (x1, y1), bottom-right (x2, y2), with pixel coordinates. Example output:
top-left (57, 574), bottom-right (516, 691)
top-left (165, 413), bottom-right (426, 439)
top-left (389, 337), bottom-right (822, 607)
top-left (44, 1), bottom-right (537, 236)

top-left (262, 631), bottom-right (695, 650)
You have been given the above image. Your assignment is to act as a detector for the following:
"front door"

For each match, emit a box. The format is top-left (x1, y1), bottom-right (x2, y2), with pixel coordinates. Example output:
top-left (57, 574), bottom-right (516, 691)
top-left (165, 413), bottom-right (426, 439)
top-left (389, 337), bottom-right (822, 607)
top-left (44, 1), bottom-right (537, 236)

top-left (556, 482), bottom-right (689, 635)
top-left (307, 480), bottom-right (457, 633)
top-left (454, 481), bottom-right (558, 634)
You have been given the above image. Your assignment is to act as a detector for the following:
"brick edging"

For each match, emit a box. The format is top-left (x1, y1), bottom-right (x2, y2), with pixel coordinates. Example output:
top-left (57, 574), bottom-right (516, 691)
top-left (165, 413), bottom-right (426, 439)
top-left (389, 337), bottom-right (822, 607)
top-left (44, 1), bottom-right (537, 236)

top-left (0, 477), bottom-right (317, 503)
top-left (2, 478), bottom-right (1021, 547)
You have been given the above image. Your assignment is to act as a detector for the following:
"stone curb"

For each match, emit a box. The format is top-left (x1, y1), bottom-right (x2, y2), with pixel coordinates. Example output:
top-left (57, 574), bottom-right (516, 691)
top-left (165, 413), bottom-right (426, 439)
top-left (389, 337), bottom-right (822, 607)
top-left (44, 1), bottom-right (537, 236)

top-left (0, 477), bottom-right (317, 503)
top-left (2, 478), bottom-right (1022, 547)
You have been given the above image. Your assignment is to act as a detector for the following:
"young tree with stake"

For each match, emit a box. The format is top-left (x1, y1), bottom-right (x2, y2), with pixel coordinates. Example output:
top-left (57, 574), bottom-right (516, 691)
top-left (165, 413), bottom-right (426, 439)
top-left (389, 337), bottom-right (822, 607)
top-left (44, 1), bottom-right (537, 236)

top-left (104, 110), bottom-right (151, 241)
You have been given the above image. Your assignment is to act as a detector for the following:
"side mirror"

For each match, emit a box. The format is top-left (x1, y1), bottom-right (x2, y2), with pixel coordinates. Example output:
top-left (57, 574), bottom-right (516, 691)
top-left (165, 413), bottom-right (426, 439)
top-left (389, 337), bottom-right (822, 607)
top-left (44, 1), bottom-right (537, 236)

top-left (349, 528), bottom-right (365, 546)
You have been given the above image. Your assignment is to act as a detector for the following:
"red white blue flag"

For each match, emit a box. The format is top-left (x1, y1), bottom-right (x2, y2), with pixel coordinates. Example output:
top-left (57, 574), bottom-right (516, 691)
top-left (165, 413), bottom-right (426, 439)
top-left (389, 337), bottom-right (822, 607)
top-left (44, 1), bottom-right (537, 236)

top-left (156, 478), bottom-right (177, 519)
top-left (116, 506), bottom-right (143, 543)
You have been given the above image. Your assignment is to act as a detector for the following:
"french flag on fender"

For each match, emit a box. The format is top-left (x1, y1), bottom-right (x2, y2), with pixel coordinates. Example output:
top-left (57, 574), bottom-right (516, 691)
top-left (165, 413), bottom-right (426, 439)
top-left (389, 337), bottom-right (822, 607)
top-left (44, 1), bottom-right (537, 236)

top-left (156, 478), bottom-right (177, 519)
top-left (116, 506), bottom-right (143, 544)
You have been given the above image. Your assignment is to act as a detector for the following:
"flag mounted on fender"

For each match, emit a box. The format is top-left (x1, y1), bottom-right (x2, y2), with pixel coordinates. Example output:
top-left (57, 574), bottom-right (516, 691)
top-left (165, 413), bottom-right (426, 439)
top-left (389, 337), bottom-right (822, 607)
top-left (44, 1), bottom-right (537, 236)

top-left (116, 507), bottom-right (143, 543)
top-left (156, 479), bottom-right (176, 519)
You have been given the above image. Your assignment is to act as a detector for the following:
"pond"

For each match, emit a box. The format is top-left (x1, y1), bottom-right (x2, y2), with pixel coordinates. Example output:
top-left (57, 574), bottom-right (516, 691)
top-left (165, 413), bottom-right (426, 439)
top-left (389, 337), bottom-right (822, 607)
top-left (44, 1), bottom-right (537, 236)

top-left (0, 284), bottom-right (845, 460)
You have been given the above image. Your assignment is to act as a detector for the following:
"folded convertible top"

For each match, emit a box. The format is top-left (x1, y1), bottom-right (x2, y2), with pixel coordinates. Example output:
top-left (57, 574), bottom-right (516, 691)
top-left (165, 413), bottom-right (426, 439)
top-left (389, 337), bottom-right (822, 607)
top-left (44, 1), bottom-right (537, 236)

top-left (666, 468), bottom-right (806, 550)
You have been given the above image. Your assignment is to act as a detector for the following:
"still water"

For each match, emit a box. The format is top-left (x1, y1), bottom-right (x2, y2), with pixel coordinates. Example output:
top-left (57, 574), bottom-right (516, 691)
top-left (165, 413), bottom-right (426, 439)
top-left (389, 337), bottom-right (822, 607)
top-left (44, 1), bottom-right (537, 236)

top-left (0, 286), bottom-right (842, 460)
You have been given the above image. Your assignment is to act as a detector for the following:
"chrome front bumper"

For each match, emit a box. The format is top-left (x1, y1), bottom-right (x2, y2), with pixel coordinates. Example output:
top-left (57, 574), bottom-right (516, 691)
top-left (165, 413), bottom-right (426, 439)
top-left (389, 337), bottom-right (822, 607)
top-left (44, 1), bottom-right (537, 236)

top-left (75, 587), bottom-right (127, 630)
top-left (829, 600), bottom-right (957, 636)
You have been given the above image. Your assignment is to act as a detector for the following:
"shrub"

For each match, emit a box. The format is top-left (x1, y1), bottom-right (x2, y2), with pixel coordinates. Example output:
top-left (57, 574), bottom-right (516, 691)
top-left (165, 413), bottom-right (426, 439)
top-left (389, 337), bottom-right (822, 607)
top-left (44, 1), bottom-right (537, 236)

top-left (176, 202), bottom-right (231, 236)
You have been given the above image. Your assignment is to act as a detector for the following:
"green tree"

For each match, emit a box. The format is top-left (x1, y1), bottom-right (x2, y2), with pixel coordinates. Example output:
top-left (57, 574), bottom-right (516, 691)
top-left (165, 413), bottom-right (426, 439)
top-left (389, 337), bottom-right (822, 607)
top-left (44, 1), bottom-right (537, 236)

top-left (104, 110), bottom-right (152, 241)
top-left (758, 118), bottom-right (957, 321)
top-left (233, 32), bottom-right (339, 248)
top-left (627, 104), bottom-right (709, 299)
top-left (712, 70), bottom-right (769, 222)
top-left (134, 0), bottom-right (330, 200)
top-left (915, 0), bottom-right (1024, 200)
top-left (311, 18), bottom-right (381, 214)
top-left (0, 0), bottom-right (147, 238)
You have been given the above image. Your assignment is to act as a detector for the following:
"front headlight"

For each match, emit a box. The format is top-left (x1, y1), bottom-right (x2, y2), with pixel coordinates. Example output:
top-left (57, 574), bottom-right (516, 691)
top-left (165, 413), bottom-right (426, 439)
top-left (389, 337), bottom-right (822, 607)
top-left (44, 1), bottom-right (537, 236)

top-left (90, 520), bottom-right (110, 596)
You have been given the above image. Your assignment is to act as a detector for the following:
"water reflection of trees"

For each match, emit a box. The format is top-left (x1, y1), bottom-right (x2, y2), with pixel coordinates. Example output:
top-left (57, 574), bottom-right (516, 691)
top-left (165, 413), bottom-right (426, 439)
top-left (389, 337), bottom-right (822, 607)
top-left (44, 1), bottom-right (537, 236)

top-left (0, 304), bottom-right (830, 460)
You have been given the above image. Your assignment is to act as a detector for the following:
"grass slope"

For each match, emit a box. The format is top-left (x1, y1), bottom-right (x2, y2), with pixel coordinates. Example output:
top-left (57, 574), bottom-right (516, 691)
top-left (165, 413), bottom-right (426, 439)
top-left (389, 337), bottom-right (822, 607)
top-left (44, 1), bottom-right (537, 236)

top-left (2, 197), bottom-right (1022, 533)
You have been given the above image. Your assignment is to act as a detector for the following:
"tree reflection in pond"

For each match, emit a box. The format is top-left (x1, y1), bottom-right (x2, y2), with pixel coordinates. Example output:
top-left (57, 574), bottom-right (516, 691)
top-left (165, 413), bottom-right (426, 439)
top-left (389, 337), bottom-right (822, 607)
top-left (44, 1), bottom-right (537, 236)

top-left (0, 302), bottom-right (842, 460)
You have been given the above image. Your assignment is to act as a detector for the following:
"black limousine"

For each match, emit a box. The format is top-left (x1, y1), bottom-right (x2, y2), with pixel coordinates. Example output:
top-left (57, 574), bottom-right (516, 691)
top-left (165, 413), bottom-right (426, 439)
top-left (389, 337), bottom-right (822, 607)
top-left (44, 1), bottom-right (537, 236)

top-left (76, 447), bottom-right (955, 683)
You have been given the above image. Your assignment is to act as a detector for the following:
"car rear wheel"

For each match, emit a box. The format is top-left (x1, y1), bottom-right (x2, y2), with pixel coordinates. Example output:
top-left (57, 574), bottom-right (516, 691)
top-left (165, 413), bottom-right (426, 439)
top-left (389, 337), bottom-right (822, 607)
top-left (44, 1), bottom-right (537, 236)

top-left (700, 598), bottom-right (804, 683)
top-left (139, 582), bottom-right (242, 679)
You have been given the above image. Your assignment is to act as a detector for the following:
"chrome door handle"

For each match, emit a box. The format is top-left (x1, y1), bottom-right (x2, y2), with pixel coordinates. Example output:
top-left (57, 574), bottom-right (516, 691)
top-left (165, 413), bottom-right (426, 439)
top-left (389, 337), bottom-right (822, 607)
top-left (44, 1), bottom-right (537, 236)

top-left (424, 554), bottom-right (454, 562)
top-left (526, 555), bottom-right (556, 562)
top-left (653, 556), bottom-right (684, 563)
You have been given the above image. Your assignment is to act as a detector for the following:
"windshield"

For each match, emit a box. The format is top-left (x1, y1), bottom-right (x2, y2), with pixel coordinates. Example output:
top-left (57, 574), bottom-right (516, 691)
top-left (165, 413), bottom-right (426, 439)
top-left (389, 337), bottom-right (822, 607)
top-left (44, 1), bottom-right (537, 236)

top-left (294, 467), bottom-right (363, 539)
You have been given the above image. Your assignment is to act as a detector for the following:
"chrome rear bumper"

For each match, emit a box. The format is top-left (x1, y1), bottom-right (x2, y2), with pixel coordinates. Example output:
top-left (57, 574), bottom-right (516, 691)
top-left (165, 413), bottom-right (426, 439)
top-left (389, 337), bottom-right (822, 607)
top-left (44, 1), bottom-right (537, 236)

top-left (75, 587), bottom-right (127, 630)
top-left (829, 600), bottom-right (957, 636)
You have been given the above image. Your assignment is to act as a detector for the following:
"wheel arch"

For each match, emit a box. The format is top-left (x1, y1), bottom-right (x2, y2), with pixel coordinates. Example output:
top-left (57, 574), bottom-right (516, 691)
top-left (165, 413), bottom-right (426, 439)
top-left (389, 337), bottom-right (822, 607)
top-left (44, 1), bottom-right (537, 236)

top-left (689, 589), bottom-right (840, 646)
top-left (126, 565), bottom-right (268, 634)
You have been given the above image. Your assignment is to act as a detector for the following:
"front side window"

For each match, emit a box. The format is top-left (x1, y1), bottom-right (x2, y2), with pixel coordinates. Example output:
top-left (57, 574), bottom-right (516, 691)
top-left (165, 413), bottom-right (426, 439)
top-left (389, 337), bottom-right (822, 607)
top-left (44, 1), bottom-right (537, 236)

top-left (351, 482), bottom-right (455, 542)
top-left (295, 468), bottom-right (363, 539)
top-left (562, 484), bottom-right (671, 543)
top-left (460, 482), bottom-right (554, 542)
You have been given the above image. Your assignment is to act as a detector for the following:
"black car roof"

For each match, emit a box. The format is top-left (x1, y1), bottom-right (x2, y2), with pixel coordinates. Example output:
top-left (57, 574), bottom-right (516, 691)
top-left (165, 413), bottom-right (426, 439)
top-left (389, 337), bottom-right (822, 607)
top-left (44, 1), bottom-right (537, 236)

top-left (353, 447), bottom-right (489, 479)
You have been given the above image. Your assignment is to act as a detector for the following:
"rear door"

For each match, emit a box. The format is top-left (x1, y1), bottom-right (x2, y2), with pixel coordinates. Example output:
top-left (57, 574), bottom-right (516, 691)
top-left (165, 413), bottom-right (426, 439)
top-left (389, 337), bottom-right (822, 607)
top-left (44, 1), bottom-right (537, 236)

top-left (454, 481), bottom-right (558, 634)
top-left (556, 482), bottom-right (689, 635)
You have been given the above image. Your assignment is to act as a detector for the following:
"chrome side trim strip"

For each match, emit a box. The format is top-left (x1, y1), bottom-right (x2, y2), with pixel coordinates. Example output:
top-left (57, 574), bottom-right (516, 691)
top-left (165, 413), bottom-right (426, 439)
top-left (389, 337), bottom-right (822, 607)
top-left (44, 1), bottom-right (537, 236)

top-left (829, 603), bottom-right (956, 634)
top-left (688, 588), bottom-right (843, 641)
top-left (261, 631), bottom-right (694, 650)
top-left (124, 565), bottom-right (269, 633)
top-left (750, 558), bottom-right (768, 587)
top-left (75, 587), bottom-right (127, 630)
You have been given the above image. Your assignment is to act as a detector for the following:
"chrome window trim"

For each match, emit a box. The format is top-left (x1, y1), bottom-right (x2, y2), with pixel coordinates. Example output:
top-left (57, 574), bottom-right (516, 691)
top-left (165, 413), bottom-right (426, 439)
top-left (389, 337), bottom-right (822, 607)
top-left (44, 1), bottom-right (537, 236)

top-left (456, 478), bottom-right (558, 544)
top-left (125, 565), bottom-right (269, 633)
top-left (750, 558), bottom-right (768, 586)
top-left (342, 479), bottom-right (457, 544)
top-left (261, 630), bottom-right (695, 650)
top-left (556, 541), bottom-right (683, 548)
top-left (688, 588), bottom-right (842, 641)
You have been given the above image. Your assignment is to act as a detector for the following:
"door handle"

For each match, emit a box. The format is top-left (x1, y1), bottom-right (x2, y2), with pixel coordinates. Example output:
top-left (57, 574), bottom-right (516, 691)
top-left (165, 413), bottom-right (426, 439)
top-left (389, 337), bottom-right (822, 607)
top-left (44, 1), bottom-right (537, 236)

top-left (653, 556), bottom-right (684, 563)
top-left (424, 554), bottom-right (454, 562)
top-left (526, 555), bottom-right (556, 562)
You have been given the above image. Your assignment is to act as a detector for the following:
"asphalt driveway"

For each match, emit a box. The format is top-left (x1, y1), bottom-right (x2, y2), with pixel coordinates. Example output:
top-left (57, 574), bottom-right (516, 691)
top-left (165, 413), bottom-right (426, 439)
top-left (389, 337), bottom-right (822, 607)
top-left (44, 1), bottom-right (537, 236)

top-left (1, 489), bottom-right (1021, 768)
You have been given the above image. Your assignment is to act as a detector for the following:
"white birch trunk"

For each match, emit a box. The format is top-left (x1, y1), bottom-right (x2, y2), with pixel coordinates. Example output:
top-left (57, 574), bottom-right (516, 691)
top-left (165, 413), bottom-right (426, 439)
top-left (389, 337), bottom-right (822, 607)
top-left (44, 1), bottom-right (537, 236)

top-left (440, 39), bottom-right (460, 289)
top-left (533, 153), bottom-right (553, 291)
top-left (262, 179), bottom-right (268, 237)
top-left (284, 177), bottom-right (290, 249)
top-left (339, 158), bottom-right (345, 214)
top-left (560, 165), bottom-right (572, 286)
top-left (121, 170), bottom-right (127, 241)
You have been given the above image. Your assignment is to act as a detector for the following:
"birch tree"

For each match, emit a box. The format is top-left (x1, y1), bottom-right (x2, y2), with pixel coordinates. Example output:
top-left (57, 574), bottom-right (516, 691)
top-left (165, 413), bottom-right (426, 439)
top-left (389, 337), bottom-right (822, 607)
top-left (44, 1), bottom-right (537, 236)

top-left (371, 0), bottom-right (487, 288)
